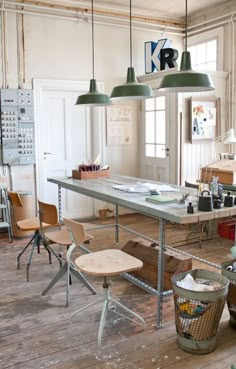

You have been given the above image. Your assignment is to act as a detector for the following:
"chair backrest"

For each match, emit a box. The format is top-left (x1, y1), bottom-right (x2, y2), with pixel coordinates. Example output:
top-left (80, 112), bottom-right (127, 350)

top-left (8, 191), bottom-right (23, 207)
top-left (63, 218), bottom-right (87, 245)
top-left (185, 180), bottom-right (198, 189)
top-left (38, 200), bottom-right (59, 226)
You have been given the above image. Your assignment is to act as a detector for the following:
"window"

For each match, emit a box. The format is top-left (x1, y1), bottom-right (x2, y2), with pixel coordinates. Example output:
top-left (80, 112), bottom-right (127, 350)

top-left (188, 39), bottom-right (217, 71)
top-left (188, 27), bottom-right (224, 71)
top-left (145, 96), bottom-right (166, 158)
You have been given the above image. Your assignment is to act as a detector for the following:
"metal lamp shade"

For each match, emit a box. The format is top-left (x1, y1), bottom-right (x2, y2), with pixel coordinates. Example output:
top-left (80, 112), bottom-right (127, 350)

top-left (224, 129), bottom-right (236, 144)
top-left (75, 79), bottom-right (112, 106)
top-left (158, 51), bottom-right (214, 93)
top-left (111, 67), bottom-right (154, 100)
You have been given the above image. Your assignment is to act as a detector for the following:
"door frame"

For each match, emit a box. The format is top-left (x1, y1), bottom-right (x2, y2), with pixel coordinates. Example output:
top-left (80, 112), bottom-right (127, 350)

top-left (33, 78), bottom-right (106, 204)
top-left (138, 69), bottom-right (180, 184)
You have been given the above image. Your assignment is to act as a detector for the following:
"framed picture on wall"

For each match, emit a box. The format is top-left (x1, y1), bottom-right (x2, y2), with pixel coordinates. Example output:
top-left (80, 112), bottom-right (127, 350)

top-left (190, 97), bottom-right (221, 143)
top-left (106, 105), bottom-right (132, 146)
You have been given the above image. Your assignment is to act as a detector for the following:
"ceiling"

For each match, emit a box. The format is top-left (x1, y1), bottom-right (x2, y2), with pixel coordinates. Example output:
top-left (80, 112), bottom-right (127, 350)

top-left (18, 0), bottom-right (232, 21)
top-left (5, 0), bottom-right (234, 33)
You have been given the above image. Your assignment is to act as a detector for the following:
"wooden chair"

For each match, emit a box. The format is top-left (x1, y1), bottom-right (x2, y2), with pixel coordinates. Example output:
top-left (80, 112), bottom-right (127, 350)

top-left (8, 192), bottom-right (61, 281)
top-left (41, 216), bottom-right (96, 306)
top-left (70, 233), bottom-right (146, 347)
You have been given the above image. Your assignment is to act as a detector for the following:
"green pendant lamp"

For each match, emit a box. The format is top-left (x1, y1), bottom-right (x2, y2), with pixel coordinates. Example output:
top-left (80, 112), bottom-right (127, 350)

top-left (158, 0), bottom-right (214, 93)
top-left (110, 0), bottom-right (154, 100)
top-left (75, 0), bottom-right (111, 106)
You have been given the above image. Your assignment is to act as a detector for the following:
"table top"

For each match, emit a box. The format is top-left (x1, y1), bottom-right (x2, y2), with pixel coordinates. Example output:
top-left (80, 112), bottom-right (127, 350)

top-left (47, 174), bottom-right (236, 224)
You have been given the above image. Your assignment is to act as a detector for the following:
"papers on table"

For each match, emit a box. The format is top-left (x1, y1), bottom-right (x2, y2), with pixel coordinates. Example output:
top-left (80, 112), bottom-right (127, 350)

top-left (145, 195), bottom-right (178, 204)
top-left (113, 182), bottom-right (179, 193)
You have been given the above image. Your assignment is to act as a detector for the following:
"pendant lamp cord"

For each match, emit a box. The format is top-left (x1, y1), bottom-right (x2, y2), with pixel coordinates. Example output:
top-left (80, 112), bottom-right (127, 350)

top-left (185, 0), bottom-right (188, 51)
top-left (130, 0), bottom-right (132, 68)
top-left (92, 0), bottom-right (95, 79)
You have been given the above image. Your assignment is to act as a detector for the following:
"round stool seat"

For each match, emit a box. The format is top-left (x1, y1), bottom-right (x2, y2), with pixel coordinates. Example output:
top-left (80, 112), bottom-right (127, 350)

top-left (75, 249), bottom-right (143, 276)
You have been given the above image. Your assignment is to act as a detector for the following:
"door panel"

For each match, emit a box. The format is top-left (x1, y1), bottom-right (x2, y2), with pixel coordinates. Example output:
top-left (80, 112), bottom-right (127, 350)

top-left (34, 80), bottom-right (95, 219)
top-left (140, 94), bottom-right (170, 183)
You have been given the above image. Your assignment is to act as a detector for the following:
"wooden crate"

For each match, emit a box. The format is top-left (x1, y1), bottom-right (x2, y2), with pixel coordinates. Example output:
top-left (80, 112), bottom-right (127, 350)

top-left (122, 238), bottom-right (192, 290)
top-left (72, 169), bottom-right (110, 180)
top-left (201, 160), bottom-right (236, 185)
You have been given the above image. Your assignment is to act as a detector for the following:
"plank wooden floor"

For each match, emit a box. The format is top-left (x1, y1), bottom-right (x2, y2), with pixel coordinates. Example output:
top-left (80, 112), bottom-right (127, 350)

top-left (0, 213), bottom-right (235, 369)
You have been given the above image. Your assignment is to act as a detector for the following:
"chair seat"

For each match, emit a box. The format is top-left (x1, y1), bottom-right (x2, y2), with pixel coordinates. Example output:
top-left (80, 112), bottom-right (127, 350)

top-left (75, 249), bottom-right (143, 276)
top-left (16, 217), bottom-right (59, 232)
top-left (45, 228), bottom-right (94, 246)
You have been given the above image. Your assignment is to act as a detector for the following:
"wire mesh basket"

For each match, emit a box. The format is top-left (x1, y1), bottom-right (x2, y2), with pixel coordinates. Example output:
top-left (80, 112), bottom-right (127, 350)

top-left (171, 269), bottom-right (229, 354)
top-left (222, 260), bottom-right (236, 329)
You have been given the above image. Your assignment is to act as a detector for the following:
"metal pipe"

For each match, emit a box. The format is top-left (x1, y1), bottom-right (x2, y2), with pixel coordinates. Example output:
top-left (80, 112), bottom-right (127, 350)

top-left (188, 18), bottom-right (236, 36)
top-left (3, 0), bottom-right (183, 31)
top-left (1, 7), bottom-right (183, 35)
top-left (157, 218), bottom-right (165, 328)
top-left (188, 11), bottom-right (236, 30)
top-left (228, 18), bottom-right (232, 131)
top-left (231, 15), bottom-right (235, 131)
top-left (1, 0), bottom-right (7, 88)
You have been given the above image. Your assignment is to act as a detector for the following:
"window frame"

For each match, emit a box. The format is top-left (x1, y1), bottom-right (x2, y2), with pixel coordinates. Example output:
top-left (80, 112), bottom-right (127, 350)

top-left (144, 96), bottom-right (166, 159)
top-left (188, 27), bottom-right (224, 71)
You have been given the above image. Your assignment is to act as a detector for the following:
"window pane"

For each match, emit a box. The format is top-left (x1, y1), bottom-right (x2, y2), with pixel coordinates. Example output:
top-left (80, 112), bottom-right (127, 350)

top-left (145, 144), bottom-right (155, 157)
top-left (145, 112), bottom-right (155, 143)
top-left (196, 63), bottom-right (207, 70)
top-left (206, 61), bottom-right (216, 70)
top-left (196, 43), bottom-right (206, 64)
top-left (188, 46), bottom-right (196, 67)
top-left (156, 144), bottom-right (165, 158)
top-left (156, 111), bottom-right (165, 144)
top-left (156, 96), bottom-right (165, 110)
top-left (145, 98), bottom-right (155, 111)
top-left (207, 40), bottom-right (216, 62)
top-left (189, 38), bottom-right (217, 71)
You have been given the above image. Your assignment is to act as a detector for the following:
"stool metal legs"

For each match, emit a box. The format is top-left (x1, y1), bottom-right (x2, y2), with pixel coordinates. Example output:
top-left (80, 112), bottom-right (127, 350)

top-left (71, 276), bottom-right (146, 348)
top-left (17, 230), bottom-right (62, 281)
top-left (42, 259), bottom-right (96, 306)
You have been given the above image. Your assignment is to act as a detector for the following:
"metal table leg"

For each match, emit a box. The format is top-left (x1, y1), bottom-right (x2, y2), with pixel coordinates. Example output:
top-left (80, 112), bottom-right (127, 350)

top-left (115, 204), bottom-right (119, 244)
top-left (58, 185), bottom-right (62, 222)
top-left (156, 218), bottom-right (166, 328)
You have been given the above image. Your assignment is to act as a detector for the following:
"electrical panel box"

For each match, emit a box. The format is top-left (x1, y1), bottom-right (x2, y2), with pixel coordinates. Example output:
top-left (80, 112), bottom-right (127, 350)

top-left (0, 88), bottom-right (35, 165)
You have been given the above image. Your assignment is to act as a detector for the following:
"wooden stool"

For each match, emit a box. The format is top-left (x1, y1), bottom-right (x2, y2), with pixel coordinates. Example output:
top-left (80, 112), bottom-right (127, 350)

top-left (73, 249), bottom-right (146, 348)
top-left (8, 193), bottom-right (62, 281)
top-left (41, 218), bottom-right (96, 306)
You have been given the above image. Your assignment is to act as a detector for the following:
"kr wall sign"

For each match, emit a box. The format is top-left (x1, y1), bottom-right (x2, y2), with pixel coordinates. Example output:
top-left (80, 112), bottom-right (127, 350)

top-left (145, 38), bottom-right (179, 74)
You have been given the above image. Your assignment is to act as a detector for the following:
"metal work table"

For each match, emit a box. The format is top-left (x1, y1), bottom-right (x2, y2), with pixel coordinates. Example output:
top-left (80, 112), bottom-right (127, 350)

top-left (48, 174), bottom-right (236, 327)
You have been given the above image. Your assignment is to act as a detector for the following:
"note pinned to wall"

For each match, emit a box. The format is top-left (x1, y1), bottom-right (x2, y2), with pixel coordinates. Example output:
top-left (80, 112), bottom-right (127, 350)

top-left (106, 105), bottom-right (132, 145)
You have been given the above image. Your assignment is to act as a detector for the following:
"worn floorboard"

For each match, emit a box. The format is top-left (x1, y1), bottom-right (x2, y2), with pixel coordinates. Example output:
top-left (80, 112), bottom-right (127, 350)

top-left (0, 213), bottom-right (235, 369)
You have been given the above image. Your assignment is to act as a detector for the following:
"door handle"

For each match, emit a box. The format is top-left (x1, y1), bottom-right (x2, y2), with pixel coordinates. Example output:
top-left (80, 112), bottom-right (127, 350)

top-left (43, 152), bottom-right (52, 155)
top-left (161, 148), bottom-right (169, 152)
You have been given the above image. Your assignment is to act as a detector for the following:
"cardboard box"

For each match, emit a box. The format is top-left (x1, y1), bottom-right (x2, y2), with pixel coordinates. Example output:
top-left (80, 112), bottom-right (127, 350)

top-left (201, 160), bottom-right (236, 185)
top-left (72, 169), bottom-right (110, 180)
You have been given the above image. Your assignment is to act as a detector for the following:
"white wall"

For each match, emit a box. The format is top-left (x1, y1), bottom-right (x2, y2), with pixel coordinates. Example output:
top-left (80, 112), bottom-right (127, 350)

top-left (181, 72), bottom-right (228, 184)
top-left (0, 11), bottom-right (182, 196)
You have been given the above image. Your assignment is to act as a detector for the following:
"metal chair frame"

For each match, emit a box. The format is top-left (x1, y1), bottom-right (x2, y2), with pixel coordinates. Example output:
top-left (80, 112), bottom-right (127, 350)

top-left (71, 275), bottom-right (146, 348)
top-left (8, 192), bottom-right (62, 281)
top-left (41, 217), bottom-right (96, 306)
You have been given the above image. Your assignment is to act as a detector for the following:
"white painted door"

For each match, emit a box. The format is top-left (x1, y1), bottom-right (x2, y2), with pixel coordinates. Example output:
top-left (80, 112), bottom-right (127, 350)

top-left (138, 71), bottom-right (180, 185)
top-left (140, 94), bottom-right (169, 182)
top-left (34, 79), bottom-right (104, 219)
top-left (139, 91), bottom-right (179, 185)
